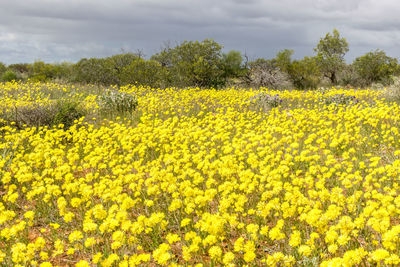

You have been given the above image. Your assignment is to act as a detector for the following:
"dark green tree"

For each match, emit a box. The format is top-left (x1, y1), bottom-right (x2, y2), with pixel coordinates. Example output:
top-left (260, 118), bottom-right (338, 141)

top-left (52, 62), bottom-right (75, 81)
top-left (289, 57), bottom-right (321, 90)
top-left (353, 49), bottom-right (399, 86)
top-left (120, 58), bottom-right (166, 88)
top-left (220, 50), bottom-right (245, 83)
top-left (8, 63), bottom-right (30, 74)
top-left (73, 58), bottom-right (118, 85)
top-left (314, 29), bottom-right (349, 85)
top-left (152, 39), bottom-right (224, 87)
top-left (30, 61), bottom-right (57, 82)
top-left (108, 53), bottom-right (140, 83)
top-left (1, 70), bottom-right (18, 82)
top-left (275, 49), bottom-right (294, 73)
top-left (265, 50), bottom-right (320, 89)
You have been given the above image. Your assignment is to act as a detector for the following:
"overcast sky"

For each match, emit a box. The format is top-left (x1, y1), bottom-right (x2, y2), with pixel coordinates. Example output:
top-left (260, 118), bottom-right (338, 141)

top-left (1, 0), bottom-right (400, 64)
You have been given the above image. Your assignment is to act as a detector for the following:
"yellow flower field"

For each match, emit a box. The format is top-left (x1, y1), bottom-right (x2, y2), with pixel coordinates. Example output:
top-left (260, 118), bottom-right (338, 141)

top-left (1, 82), bottom-right (400, 266)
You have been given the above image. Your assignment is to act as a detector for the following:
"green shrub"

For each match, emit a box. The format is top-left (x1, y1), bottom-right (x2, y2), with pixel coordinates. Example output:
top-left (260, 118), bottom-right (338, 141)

top-left (98, 89), bottom-right (138, 114)
top-left (120, 58), bottom-right (166, 88)
top-left (0, 62), bottom-right (6, 76)
top-left (53, 100), bottom-right (86, 129)
top-left (353, 50), bottom-right (399, 87)
top-left (30, 74), bottom-right (47, 82)
top-left (1, 70), bottom-right (18, 82)
top-left (151, 39), bottom-right (225, 88)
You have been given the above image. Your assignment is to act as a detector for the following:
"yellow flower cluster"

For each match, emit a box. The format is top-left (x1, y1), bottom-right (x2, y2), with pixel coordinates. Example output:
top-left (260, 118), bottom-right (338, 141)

top-left (0, 81), bottom-right (400, 266)
top-left (0, 81), bottom-right (99, 112)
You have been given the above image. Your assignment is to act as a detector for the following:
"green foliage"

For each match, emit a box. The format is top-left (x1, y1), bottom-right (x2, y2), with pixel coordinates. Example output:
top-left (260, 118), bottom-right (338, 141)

top-left (98, 89), bottom-right (138, 114)
top-left (109, 53), bottom-right (139, 71)
top-left (73, 57), bottom-right (119, 85)
top-left (337, 64), bottom-right (360, 87)
top-left (52, 62), bottom-right (75, 81)
top-left (30, 74), bottom-right (47, 82)
top-left (53, 99), bottom-right (86, 129)
top-left (0, 62), bottom-right (6, 76)
top-left (1, 70), bottom-right (18, 82)
top-left (73, 53), bottom-right (141, 85)
top-left (7, 63), bottom-right (30, 74)
top-left (288, 57), bottom-right (321, 90)
top-left (353, 50), bottom-right (399, 86)
top-left (220, 50), bottom-right (245, 83)
top-left (271, 50), bottom-right (320, 90)
top-left (314, 29), bottom-right (349, 84)
top-left (30, 61), bottom-right (53, 79)
top-left (4, 37), bottom-right (400, 90)
top-left (247, 50), bottom-right (320, 90)
top-left (275, 49), bottom-right (294, 73)
top-left (30, 61), bottom-right (57, 81)
top-left (108, 53), bottom-right (140, 83)
top-left (152, 39), bottom-right (224, 88)
top-left (26, 61), bottom-right (74, 82)
top-left (5, 62), bottom-right (73, 82)
top-left (120, 58), bottom-right (166, 87)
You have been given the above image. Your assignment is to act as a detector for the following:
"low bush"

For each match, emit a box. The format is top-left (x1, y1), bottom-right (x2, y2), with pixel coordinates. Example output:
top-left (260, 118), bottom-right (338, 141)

top-left (53, 99), bottom-right (86, 129)
top-left (1, 70), bottom-right (18, 82)
top-left (0, 99), bottom-right (85, 129)
top-left (323, 93), bottom-right (358, 106)
top-left (249, 93), bottom-right (283, 110)
top-left (1, 104), bottom-right (54, 128)
top-left (98, 89), bottom-right (138, 114)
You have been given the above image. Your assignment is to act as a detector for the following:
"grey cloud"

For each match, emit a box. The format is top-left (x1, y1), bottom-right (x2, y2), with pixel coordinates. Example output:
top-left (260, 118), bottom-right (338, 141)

top-left (1, 0), bottom-right (400, 63)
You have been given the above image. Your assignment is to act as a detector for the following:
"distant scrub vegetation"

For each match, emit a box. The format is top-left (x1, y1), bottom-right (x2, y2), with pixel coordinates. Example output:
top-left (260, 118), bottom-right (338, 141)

top-left (1, 30), bottom-right (400, 89)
